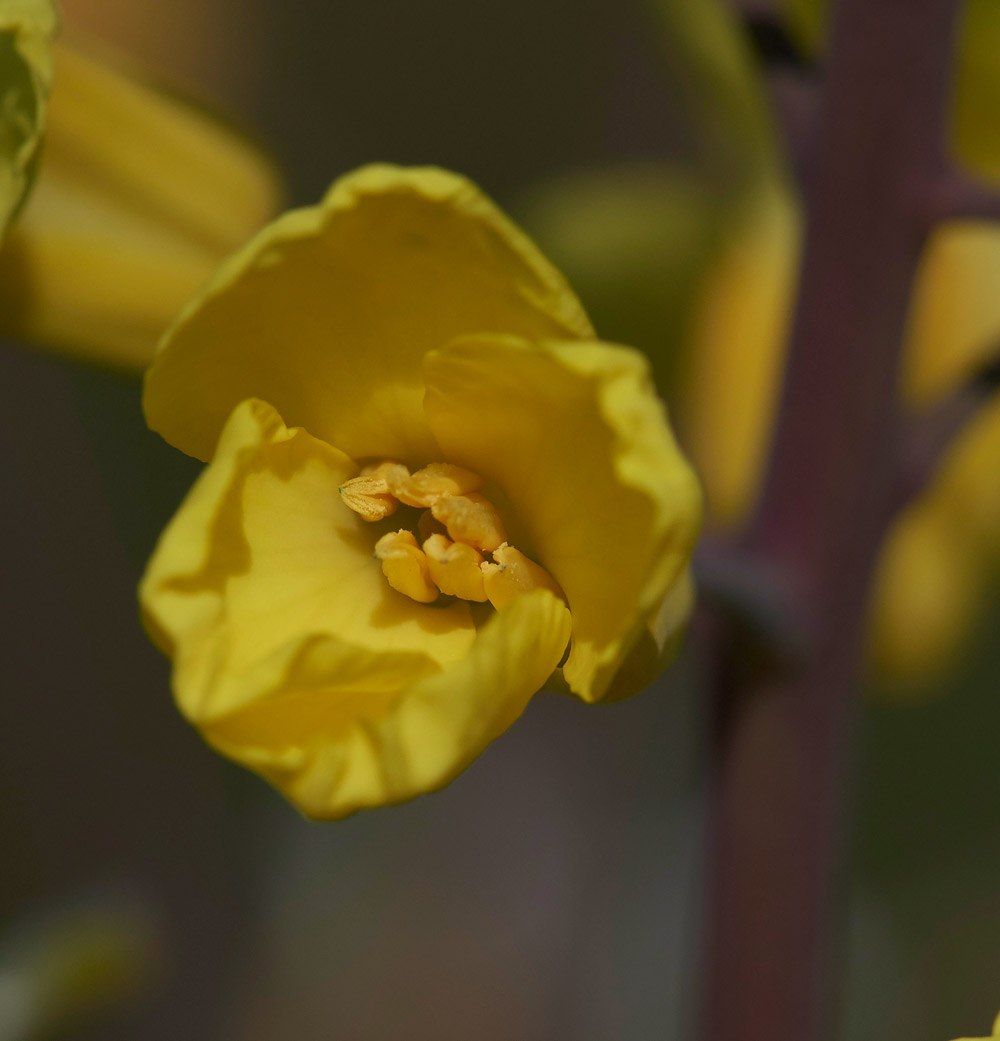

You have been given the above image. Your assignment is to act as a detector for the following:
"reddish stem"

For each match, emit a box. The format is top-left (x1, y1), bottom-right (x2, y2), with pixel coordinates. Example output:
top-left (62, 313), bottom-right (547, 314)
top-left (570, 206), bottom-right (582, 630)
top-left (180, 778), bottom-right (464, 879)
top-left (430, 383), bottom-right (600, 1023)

top-left (699, 2), bottom-right (965, 1040)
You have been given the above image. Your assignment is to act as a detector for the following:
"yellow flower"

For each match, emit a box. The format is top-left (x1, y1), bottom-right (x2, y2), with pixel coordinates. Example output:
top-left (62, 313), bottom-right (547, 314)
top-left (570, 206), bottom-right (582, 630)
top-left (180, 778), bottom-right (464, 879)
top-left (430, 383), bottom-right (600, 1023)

top-left (139, 165), bottom-right (702, 819)
top-left (679, 179), bottom-right (1000, 691)
top-left (0, 4), bottom-right (282, 368)
top-left (950, 1011), bottom-right (1000, 1041)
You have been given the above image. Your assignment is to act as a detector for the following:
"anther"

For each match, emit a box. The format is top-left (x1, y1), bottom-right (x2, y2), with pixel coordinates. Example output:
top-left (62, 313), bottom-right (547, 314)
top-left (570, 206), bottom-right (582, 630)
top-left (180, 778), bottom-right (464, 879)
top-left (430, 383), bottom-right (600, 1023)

top-left (431, 493), bottom-right (508, 552)
top-left (384, 462), bottom-right (484, 507)
top-left (480, 543), bottom-right (564, 611)
top-left (422, 533), bottom-right (487, 602)
top-left (339, 462), bottom-right (399, 521)
top-left (373, 530), bottom-right (438, 603)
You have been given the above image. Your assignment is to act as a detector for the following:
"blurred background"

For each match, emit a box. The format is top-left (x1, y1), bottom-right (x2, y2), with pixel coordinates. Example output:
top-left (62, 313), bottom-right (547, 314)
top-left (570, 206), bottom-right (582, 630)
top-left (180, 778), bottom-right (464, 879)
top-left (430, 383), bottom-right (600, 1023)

top-left (3, 0), bottom-right (1000, 1038)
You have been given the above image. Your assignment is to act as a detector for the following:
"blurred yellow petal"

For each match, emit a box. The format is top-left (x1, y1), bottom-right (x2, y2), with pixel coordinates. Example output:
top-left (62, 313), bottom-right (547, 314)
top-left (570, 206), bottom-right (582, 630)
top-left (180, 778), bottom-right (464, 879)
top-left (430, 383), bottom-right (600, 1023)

top-left (951, 0), bottom-right (1000, 185)
top-left (866, 503), bottom-right (982, 694)
top-left (423, 333), bottom-right (701, 702)
top-left (140, 398), bottom-right (476, 726)
top-left (0, 0), bottom-right (56, 237)
top-left (144, 164), bottom-right (594, 464)
top-left (936, 397), bottom-right (1000, 555)
top-left (903, 221), bottom-right (1000, 404)
top-left (41, 39), bottom-right (279, 254)
top-left (678, 181), bottom-right (801, 528)
top-left (0, 39), bottom-right (283, 369)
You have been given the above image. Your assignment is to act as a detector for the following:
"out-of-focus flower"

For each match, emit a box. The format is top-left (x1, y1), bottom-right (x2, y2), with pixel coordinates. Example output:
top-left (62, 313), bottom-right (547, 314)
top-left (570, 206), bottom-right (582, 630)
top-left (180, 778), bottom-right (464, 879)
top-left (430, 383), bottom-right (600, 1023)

top-left (679, 177), bottom-right (1000, 692)
top-left (0, 2), bottom-right (282, 368)
top-left (139, 165), bottom-right (702, 819)
top-left (950, 1010), bottom-right (1000, 1041)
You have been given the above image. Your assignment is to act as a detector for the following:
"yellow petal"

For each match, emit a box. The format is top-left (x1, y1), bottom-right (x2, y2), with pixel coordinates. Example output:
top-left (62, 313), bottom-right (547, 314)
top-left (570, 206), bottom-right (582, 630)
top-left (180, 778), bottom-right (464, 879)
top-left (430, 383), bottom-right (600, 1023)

top-left (140, 398), bottom-right (476, 726)
top-left (203, 588), bottom-right (570, 819)
top-left (866, 503), bottom-right (981, 693)
top-left (0, 40), bottom-right (284, 369)
top-left (677, 180), bottom-right (801, 528)
top-left (902, 221), bottom-right (1000, 404)
top-left (143, 164), bottom-right (595, 463)
top-left (424, 333), bottom-right (702, 703)
top-left (41, 39), bottom-right (280, 255)
top-left (0, 0), bottom-right (56, 238)
top-left (594, 564), bottom-right (696, 703)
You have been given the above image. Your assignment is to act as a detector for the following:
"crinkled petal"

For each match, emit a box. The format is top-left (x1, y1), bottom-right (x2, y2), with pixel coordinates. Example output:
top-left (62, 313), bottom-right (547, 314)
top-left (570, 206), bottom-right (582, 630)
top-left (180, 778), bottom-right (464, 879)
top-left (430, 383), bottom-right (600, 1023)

top-left (140, 398), bottom-right (477, 725)
top-left (204, 588), bottom-right (571, 819)
top-left (0, 40), bottom-right (284, 369)
top-left (423, 334), bottom-right (702, 703)
top-left (144, 164), bottom-right (595, 463)
top-left (0, 0), bottom-right (56, 239)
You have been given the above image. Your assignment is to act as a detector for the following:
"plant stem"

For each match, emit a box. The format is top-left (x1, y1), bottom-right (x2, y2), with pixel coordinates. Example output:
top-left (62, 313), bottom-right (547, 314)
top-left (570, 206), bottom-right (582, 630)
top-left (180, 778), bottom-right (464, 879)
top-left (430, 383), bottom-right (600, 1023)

top-left (699, 2), bottom-right (964, 1040)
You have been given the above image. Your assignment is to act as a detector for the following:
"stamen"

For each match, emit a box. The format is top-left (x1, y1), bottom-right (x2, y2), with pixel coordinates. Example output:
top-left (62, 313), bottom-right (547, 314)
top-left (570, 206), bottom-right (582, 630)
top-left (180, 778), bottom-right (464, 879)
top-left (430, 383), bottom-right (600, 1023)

top-left (373, 530), bottom-right (438, 603)
top-left (339, 462), bottom-right (399, 521)
top-left (480, 543), bottom-right (564, 611)
top-left (431, 493), bottom-right (508, 552)
top-left (422, 533), bottom-right (487, 602)
top-left (384, 462), bottom-right (484, 507)
top-left (345, 460), bottom-right (560, 612)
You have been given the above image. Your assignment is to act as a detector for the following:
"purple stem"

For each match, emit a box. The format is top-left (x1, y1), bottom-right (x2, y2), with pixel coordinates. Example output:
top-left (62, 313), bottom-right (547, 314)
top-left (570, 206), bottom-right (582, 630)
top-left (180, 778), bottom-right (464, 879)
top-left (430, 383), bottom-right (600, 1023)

top-left (699, 1), bottom-right (968, 1040)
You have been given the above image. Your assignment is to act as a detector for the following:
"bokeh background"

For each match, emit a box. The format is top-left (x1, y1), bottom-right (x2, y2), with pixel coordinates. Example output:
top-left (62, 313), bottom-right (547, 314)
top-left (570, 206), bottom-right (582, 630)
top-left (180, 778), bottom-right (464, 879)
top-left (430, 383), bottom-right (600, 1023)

top-left (3, 1), bottom-right (1000, 1038)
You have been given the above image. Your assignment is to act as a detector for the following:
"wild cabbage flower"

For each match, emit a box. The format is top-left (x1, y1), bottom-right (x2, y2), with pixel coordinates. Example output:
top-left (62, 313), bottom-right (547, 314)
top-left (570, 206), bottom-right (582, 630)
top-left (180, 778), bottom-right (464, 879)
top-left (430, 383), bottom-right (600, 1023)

top-left (0, 0), bottom-right (281, 368)
top-left (139, 165), bottom-right (702, 819)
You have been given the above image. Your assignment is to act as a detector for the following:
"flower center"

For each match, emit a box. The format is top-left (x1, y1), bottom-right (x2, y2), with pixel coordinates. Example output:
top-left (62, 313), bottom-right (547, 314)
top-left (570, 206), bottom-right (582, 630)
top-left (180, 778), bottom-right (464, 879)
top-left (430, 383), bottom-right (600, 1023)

top-left (339, 461), bottom-right (563, 609)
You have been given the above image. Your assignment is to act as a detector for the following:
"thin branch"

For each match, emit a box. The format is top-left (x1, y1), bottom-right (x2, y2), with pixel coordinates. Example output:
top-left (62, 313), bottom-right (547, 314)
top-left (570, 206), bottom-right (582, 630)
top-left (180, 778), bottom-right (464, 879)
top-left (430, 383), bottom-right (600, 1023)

top-left (698, 3), bottom-right (967, 1041)
top-left (922, 170), bottom-right (1000, 225)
